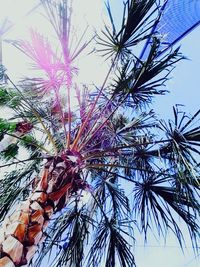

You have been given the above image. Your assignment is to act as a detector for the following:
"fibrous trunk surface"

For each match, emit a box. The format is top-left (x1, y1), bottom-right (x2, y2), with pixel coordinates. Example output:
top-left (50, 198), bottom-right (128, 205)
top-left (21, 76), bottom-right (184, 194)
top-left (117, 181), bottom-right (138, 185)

top-left (0, 151), bottom-right (84, 266)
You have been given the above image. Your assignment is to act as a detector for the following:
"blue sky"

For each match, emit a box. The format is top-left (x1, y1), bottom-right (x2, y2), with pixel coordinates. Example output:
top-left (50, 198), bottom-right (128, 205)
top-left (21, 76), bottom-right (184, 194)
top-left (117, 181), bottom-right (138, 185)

top-left (154, 26), bottom-right (200, 118)
top-left (0, 1), bottom-right (199, 266)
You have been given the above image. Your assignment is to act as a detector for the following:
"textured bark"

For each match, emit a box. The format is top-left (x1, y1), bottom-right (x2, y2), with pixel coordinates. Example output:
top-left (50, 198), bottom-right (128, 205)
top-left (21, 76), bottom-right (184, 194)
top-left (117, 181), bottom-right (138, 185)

top-left (0, 151), bottom-right (85, 266)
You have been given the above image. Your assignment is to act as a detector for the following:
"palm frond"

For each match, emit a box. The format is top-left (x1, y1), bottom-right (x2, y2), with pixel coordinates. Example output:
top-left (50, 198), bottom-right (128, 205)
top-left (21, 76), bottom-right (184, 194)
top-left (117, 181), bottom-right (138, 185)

top-left (34, 202), bottom-right (94, 267)
top-left (87, 218), bottom-right (135, 267)
top-left (0, 87), bottom-right (21, 109)
top-left (157, 106), bottom-right (200, 168)
top-left (133, 174), bottom-right (199, 247)
top-left (0, 161), bottom-right (40, 221)
top-left (97, 0), bottom-right (158, 60)
top-left (112, 41), bottom-right (183, 108)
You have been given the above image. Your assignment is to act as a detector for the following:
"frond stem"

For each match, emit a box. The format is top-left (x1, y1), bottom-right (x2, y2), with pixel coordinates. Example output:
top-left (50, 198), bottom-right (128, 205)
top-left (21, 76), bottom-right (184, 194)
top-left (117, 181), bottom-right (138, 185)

top-left (6, 76), bottom-right (58, 154)
top-left (83, 138), bottom-right (172, 160)
top-left (0, 157), bottom-right (42, 169)
top-left (71, 55), bottom-right (117, 150)
top-left (66, 84), bottom-right (71, 149)
top-left (3, 131), bottom-right (51, 154)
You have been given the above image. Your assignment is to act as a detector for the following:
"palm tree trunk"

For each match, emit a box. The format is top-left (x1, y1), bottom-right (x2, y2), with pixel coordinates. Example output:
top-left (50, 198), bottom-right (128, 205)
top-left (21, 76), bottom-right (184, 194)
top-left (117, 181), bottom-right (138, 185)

top-left (0, 151), bottom-right (84, 266)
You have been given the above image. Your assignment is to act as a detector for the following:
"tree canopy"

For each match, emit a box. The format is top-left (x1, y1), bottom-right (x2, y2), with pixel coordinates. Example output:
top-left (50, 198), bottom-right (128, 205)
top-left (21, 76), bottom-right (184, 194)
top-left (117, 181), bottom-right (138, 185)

top-left (0, 1), bottom-right (199, 266)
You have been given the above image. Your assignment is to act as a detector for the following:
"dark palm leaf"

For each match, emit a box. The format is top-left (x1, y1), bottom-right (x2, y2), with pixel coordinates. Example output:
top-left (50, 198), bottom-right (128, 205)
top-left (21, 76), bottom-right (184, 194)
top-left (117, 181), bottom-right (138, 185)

top-left (157, 106), bottom-right (200, 167)
top-left (87, 218), bottom-right (135, 267)
top-left (35, 203), bottom-right (94, 267)
top-left (106, 177), bottom-right (131, 218)
top-left (97, 0), bottom-right (158, 60)
top-left (133, 174), bottom-right (199, 247)
top-left (112, 40), bottom-right (183, 108)
top-left (0, 162), bottom-right (40, 221)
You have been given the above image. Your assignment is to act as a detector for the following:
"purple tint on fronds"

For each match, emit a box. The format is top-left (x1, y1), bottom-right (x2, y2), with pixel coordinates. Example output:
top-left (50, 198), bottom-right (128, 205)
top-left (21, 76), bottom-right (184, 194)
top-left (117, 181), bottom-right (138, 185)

top-left (77, 99), bottom-right (116, 153)
top-left (15, 121), bottom-right (33, 134)
top-left (19, 30), bottom-right (75, 91)
top-left (21, 30), bottom-right (60, 72)
top-left (81, 124), bottom-right (113, 155)
top-left (140, 0), bottom-right (200, 60)
top-left (26, 77), bottom-right (64, 94)
top-left (75, 85), bottom-right (92, 122)
top-left (42, 0), bottom-right (90, 74)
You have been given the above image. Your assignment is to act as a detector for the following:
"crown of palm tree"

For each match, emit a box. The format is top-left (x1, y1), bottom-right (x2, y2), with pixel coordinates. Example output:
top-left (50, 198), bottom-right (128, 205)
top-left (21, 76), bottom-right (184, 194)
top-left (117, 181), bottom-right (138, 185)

top-left (0, 1), bottom-right (199, 267)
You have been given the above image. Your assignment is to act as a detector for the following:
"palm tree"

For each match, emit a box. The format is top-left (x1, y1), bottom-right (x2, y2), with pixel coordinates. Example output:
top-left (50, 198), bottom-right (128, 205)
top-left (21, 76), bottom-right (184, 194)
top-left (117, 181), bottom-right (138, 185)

top-left (0, 0), bottom-right (199, 266)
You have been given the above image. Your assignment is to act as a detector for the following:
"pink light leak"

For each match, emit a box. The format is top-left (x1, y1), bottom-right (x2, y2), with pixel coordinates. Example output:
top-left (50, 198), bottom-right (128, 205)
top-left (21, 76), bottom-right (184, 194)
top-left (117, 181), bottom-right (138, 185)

top-left (19, 29), bottom-right (76, 93)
